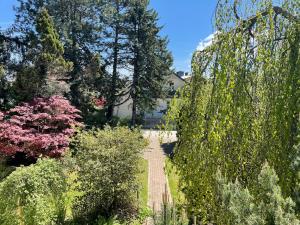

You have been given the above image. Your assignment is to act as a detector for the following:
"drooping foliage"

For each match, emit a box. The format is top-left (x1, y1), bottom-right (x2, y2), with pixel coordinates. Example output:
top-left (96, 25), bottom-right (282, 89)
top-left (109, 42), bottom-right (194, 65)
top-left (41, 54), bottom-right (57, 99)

top-left (165, 0), bottom-right (300, 223)
top-left (0, 96), bottom-right (81, 159)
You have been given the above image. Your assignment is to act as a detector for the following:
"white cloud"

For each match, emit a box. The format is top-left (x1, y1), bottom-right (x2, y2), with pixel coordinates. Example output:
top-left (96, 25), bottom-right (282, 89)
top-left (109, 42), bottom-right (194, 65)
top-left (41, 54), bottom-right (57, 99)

top-left (196, 32), bottom-right (218, 51)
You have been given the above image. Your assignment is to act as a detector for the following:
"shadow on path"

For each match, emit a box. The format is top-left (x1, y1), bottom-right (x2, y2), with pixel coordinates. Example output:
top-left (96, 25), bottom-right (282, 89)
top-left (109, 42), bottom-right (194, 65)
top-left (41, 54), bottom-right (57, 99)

top-left (161, 141), bottom-right (176, 159)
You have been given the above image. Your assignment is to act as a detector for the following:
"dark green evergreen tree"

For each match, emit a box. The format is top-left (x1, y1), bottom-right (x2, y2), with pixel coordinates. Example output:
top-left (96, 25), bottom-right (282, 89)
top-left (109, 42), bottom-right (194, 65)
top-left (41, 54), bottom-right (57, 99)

top-left (50, 0), bottom-right (103, 108)
top-left (14, 0), bottom-right (105, 109)
top-left (127, 0), bottom-right (173, 126)
top-left (100, 0), bottom-right (131, 121)
top-left (0, 33), bottom-right (11, 109)
top-left (13, 7), bottom-right (71, 101)
top-left (35, 7), bottom-right (72, 97)
top-left (0, 30), bottom-right (28, 109)
top-left (11, 0), bottom-right (173, 126)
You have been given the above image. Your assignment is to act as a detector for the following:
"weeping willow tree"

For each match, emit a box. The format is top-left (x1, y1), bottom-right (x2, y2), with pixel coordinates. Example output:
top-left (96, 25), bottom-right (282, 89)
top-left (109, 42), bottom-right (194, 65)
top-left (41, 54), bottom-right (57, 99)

top-left (166, 0), bottom-right (300, 224)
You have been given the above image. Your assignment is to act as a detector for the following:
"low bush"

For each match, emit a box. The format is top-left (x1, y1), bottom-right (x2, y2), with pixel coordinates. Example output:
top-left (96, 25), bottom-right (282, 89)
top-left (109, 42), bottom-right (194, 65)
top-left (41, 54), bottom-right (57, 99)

top-left (94, 207), bottom-right (152, 225)
top-left (71, 126), bottom-right (147, 222)
top-left (0, 158), bottom-right (80, 225)
top-left (217, 162), bottom-right (300, 225)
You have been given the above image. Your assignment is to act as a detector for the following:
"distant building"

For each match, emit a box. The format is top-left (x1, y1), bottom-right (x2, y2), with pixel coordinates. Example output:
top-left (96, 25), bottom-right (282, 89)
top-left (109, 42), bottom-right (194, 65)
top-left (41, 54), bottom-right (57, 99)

top-left (176, 71), bottom-right (185, 77)
top-left (181, 72), bottom-right (192, 82)
top-left (113, 73), bottom-right (190, 126)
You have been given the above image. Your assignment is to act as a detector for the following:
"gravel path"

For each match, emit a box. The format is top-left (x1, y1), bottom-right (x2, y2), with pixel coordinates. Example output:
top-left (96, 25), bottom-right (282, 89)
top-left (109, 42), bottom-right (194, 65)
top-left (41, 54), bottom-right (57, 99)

top-left (142, 130), bottom-right (177, 212)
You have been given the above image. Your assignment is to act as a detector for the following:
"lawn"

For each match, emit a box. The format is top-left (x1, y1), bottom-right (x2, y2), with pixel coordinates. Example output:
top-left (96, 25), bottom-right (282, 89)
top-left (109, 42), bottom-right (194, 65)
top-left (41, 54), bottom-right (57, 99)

top-left (165, 158), bottom-right (184, 204)
top-left (137, 158), bottom-right (149, 208)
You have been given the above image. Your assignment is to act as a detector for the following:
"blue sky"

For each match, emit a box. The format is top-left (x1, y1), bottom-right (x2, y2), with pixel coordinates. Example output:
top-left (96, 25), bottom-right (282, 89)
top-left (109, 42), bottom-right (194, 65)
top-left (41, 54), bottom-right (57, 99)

top-left (150, 1), bottom-right (217, 72)
top-left (0, 0), bottom-right (218, 72)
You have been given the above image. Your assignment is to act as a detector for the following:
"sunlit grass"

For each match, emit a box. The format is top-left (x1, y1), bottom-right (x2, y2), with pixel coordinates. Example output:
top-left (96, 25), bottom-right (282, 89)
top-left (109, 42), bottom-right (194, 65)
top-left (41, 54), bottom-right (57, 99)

top-left (137, 158), bottom-right (148, 208)
top-left (165, 158), bottom-right (185, 204)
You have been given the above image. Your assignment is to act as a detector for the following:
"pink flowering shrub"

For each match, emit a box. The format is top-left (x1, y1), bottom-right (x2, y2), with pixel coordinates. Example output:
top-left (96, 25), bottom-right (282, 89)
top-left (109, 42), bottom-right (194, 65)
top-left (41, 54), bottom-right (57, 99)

top-left (0, 96), bottom-right (82, 158)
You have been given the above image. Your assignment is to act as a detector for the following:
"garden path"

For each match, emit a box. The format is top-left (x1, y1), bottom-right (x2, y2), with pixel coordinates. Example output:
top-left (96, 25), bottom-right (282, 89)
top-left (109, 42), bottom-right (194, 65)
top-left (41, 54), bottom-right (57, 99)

top-left (142, 130), bottom-right (177, 212)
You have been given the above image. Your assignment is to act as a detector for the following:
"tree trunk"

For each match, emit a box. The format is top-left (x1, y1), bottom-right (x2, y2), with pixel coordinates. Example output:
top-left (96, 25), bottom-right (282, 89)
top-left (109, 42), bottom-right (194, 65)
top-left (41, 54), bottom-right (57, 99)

top-left (130, 6), bottom-right (142, 127)
top-left (106, 1), bottom-right (120, 121)
top-left (131, 96), bottom-right (137, 127)
top-left (131, 49), bottom-right (139, 127)
top-left (131, 44), bottom-right (139, 127)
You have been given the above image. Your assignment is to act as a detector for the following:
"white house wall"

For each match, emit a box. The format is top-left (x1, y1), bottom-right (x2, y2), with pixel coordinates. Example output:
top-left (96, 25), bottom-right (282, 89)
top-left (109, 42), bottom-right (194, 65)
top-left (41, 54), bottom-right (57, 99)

top-left (113, 74), bottom-right (186, 119)
top-left (113, 93), bottom-right (133, 119)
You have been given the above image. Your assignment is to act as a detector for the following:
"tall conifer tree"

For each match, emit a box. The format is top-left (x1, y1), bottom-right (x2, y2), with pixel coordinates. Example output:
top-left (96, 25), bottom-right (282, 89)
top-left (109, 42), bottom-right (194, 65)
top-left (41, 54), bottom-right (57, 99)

top-left (127, 0), bottom-right (173, 126)
top-left (100, 0), bottom-right (131, 121)
top-left (13, 7), bottom-right (71, 101)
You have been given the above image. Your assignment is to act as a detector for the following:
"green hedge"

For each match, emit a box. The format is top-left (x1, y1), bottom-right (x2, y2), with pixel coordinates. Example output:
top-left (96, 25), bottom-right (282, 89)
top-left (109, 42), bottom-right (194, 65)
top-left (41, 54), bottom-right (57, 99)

top-left (71, 126), bottom-right (147, 222)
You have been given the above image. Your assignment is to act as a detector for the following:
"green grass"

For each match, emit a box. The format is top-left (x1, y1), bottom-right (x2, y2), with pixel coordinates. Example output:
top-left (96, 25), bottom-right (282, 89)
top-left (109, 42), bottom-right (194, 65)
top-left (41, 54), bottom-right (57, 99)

top-left (165, 158), bottom-right (184, 204)
top-left (137, 158), bottom-right (148, 208)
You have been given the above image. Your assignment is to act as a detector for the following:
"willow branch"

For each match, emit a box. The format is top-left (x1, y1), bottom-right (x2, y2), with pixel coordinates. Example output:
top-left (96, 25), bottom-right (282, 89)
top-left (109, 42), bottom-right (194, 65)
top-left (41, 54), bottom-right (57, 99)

top-left (242, 6), bottom-right (299, 31)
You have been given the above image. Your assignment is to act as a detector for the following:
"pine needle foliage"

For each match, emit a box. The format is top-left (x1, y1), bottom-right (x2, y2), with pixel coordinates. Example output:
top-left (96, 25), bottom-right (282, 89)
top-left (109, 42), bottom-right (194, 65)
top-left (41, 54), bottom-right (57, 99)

top-left (217, 163), bottom-right (300, 225)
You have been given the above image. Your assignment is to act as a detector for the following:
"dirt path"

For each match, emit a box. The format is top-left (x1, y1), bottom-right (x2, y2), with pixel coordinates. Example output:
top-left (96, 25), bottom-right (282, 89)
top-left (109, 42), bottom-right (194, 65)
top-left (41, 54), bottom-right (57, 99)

top-left (142, 130), bottom-right (177, 212)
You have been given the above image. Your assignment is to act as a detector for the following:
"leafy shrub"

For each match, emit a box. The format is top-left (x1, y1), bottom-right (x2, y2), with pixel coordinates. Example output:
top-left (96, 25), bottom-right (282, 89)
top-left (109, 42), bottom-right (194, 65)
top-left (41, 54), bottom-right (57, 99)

top-left (0, 158), bottom-right (80, 225)
top-left (0, 96), bottom-right (82, 159)
top-left (71, 126), bottom-right (147, 221)
top-left (217, 162), bottom-right (300, 225)
top-left (84, 109), bottom-right (107, 128)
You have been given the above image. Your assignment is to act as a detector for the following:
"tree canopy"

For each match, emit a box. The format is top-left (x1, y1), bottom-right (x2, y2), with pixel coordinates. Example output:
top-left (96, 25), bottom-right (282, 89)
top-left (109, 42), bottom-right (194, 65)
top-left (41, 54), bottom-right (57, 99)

top-left (165, 0), bottom-right (300, 223)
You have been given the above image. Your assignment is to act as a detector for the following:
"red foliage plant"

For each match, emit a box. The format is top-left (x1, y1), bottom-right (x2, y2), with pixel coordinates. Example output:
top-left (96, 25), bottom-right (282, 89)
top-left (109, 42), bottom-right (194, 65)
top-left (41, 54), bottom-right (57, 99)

top-left (0, 96), bottom-right (82, 158)
top-left (93, 97), bottom-right (106, 109)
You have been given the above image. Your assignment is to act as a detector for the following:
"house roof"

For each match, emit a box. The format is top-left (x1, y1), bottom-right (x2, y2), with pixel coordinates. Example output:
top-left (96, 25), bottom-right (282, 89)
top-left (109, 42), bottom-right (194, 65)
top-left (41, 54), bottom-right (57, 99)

top-left (172, 73), bottom-right (186, 82)
top-left (181, 75), bottom-right (192, 81)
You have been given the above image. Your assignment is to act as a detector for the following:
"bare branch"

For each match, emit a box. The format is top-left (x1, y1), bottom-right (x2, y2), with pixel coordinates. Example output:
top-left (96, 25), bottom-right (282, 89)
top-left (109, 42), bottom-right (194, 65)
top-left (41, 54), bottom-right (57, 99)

top-left (233, 0), bottom-right (240, 20)
top-left (113, 92), bottom-right (132, 107)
